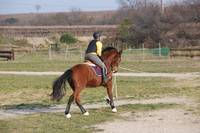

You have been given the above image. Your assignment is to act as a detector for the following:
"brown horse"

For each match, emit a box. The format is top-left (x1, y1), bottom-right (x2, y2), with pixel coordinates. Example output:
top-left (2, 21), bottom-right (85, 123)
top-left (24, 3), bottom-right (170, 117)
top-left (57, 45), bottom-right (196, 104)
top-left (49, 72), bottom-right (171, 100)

top-left (51, 47), bottom-right (122, 118)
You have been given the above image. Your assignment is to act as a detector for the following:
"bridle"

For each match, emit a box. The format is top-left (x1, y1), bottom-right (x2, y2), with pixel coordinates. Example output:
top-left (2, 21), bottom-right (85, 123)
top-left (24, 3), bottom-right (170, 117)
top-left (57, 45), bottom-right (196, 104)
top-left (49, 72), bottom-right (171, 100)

top-left (109, 53), bottom-right (121, 73)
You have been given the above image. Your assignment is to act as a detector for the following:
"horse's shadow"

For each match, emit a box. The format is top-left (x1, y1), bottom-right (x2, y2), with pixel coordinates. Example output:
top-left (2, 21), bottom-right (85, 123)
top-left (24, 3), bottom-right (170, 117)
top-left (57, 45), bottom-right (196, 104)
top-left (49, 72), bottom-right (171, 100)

top-left (1, 103), bottom-right (50, 110)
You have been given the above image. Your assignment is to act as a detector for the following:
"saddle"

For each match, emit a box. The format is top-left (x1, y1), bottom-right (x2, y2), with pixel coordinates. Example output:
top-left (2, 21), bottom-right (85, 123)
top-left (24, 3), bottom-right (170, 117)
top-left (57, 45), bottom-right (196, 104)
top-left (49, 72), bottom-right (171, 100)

top-left (84, 61), bottom-right (102, 76)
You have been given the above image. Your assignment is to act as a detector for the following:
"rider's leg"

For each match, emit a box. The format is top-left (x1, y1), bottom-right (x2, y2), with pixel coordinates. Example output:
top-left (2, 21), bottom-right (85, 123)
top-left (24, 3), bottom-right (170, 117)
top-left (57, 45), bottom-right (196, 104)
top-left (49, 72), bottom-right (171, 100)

top-left (102, 67), bottom-right (108, 83)
top-left (85, 54), bottom-right (108, 83)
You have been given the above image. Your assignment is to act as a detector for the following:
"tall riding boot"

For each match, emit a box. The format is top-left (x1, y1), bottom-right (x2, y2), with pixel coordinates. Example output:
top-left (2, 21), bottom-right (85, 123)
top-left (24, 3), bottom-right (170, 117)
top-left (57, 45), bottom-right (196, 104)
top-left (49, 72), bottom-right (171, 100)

top-left (102, 68), bottom-right (108, 84)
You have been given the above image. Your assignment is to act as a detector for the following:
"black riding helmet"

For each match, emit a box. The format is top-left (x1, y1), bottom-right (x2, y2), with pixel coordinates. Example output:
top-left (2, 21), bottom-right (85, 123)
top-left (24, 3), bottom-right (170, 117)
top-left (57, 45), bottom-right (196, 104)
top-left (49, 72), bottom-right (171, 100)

top-left (93, 32), bottom-right (101, 40)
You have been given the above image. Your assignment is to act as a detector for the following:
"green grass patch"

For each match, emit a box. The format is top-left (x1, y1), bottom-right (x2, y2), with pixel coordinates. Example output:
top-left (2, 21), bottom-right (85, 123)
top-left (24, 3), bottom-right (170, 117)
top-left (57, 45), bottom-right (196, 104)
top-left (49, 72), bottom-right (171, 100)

top-left (117, 77), bottom-right (178, 98)
top-left (2, 103), bottom-right (50, 110)
top-left (118, 103), bottom-right (178, 112)
top-left (120, 59), bottom-right (200, 73)
top-left (0, 59), bottom-right (77, 72)
top-left (0, 75), bottom-right (55, 107)
top-left (0, 75), bottom-right (54, 92)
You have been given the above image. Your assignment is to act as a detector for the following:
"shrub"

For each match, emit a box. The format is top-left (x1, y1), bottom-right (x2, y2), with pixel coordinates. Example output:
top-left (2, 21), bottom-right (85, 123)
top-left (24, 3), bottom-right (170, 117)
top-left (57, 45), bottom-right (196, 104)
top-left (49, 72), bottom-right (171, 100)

top-left (60, 33), bottom-right (77, 45)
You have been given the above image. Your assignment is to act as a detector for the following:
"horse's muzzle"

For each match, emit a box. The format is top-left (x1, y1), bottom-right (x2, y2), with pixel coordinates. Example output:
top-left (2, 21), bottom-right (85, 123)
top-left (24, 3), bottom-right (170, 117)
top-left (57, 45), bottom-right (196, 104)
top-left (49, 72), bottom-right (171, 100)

top-left (112, 66), bottom-right (118, 73)
top-left (112, 70), bottom-right (118, 73)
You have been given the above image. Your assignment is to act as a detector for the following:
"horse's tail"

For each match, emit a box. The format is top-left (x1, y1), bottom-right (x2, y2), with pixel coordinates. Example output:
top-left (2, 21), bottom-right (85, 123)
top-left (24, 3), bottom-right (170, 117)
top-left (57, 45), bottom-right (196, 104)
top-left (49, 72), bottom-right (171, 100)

top-left (51, 69), bottom-right (72, 101)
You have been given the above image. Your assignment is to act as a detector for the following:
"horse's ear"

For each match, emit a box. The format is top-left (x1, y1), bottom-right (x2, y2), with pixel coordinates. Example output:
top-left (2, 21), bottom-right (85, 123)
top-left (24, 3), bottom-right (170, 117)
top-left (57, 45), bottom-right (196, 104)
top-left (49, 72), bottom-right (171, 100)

top-left (119, 50), bottom-right (123, 55)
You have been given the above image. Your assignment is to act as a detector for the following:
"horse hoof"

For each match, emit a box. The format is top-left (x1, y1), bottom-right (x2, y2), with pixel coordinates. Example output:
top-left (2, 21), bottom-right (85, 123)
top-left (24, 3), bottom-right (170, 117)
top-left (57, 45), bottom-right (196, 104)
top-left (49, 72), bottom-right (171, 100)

top-left (83, 112), bottom-right (89, 116)
top-left (112, 108), bottom-right (117, 113)
top-left (65, 113), bottom-right (71, 118)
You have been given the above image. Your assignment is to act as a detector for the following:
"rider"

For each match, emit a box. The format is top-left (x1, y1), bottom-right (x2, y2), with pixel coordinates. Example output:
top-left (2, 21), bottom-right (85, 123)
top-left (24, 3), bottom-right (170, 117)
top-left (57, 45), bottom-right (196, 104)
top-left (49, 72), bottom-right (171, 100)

top-left (85, 32), bottom-right (108, 84)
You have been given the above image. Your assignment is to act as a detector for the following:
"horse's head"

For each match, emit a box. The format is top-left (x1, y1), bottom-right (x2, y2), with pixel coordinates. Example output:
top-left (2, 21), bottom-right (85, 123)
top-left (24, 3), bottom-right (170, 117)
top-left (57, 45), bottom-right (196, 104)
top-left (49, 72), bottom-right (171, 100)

top-left (102, 47), bottom-right (123, 73)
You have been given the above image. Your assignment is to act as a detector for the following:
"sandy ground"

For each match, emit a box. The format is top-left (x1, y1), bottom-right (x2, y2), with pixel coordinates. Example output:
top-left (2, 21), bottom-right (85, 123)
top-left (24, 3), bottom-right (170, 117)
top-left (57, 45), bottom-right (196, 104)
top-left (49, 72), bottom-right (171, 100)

top-left (94, 109), bottom-right (200, 133)
top-left (0, 71), bottom-right (199, 79)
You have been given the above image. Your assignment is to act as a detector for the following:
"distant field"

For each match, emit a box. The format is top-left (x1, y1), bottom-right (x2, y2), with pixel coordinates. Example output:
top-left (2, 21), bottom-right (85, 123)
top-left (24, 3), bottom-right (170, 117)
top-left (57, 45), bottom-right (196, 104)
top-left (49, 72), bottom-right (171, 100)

top-left (0, 25), bottom-right (117, 37)
top-left (0, 10), bottom-right (116, 25)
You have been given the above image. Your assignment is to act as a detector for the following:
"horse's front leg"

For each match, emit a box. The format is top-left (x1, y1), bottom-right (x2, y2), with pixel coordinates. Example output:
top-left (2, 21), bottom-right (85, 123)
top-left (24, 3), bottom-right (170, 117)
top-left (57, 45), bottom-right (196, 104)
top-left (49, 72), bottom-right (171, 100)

top-left (106, 81), bottom-right (117, 113)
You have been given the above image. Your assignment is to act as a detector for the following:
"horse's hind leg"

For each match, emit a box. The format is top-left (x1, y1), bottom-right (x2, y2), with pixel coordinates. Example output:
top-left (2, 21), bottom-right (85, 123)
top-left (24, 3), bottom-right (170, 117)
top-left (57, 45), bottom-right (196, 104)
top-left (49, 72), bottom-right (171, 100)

top-left (74, 90), bottom-right (89, 116)
top-left (65, 93), bottom-right (74, 118)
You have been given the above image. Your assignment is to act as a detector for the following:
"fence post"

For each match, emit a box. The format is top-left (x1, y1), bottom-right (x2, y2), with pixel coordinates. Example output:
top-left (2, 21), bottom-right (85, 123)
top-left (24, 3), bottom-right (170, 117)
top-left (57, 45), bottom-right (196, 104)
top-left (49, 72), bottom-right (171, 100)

top-left (65, 45), bottom-right (69, 59)
top-left (65, 45), bottom-right (71, 59)
top-left (80, 46), bottom-right (83, 60)
top-left (142, 43), bottom-right (145, 60)
top-left (159, 42), bottom-right (161, 57)
top-left (112, 75), bottom-right (118, 98)
top-left (48, 45), bottom-right (52, 60)
top-left (11, 49), bottom-right (15, 60)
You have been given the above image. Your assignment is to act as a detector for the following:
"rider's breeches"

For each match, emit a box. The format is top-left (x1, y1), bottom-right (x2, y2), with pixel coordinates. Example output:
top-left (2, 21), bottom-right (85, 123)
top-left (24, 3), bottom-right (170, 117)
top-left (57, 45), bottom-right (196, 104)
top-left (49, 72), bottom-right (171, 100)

top-left (85, 54), bottom-right (107, 74)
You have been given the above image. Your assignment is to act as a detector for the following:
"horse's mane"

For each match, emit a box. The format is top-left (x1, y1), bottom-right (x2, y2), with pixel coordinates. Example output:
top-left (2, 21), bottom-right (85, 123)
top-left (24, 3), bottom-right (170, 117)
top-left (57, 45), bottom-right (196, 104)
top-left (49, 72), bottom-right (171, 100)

top-left (101, 47), bottom-right (118, 61)
top-left (102, 46), bottom-right (118, 53)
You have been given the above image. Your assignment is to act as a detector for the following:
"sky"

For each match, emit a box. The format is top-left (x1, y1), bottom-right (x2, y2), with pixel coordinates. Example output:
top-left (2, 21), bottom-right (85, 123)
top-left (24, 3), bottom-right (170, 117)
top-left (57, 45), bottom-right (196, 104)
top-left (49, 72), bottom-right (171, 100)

top-left (0, 0), bottom-right (182, 15)
top-left (0, 0), bottom-right (119, 14)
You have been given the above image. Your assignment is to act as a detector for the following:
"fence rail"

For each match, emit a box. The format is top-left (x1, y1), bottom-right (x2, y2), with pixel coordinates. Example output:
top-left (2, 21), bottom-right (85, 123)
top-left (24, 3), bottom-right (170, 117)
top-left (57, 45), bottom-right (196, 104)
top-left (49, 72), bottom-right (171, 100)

top-left (0, 50), bottom-right (15, 60)
top-left (170, 48), bottom-right (200, 57)
top-left (11, 47), bottom-right (200, 62)
top-left (12, 47), bottom-right (171, 61)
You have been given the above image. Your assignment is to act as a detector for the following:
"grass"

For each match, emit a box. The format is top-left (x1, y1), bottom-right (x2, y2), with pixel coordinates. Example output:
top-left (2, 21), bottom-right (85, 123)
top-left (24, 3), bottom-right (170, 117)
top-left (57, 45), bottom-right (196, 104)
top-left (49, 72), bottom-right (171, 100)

top-left (0, 51), bottom-right (83, 71)
top-left (0, 75), bottom-right (199, 109)
top-left (1, 75), bottom-right (199, 121)
top-left (0, 76), bottom-right (172, 107)
top-left (116, 77), bottom-right (200, 100)
top-left (0, 103), bottom-right (177, 133)
top-left (0, 51), bottom-right (200, 72)
top-left (120, 59), bottom-right (200, 73)
top-left (0, 75), bottom-right (55, 107)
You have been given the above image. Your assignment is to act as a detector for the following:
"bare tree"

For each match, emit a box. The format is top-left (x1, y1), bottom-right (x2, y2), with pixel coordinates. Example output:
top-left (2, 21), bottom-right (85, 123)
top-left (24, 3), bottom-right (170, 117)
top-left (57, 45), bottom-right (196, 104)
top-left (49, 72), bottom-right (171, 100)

top-left (35, 4), bottom-right (41, 13)
top-left (115, 0), bottom-right (200, 48)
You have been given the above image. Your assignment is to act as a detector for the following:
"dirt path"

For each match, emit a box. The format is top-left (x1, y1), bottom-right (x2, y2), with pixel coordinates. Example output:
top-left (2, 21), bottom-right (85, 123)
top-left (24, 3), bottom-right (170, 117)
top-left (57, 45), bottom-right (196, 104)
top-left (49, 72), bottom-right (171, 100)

top-left (0, 71), bottom-right (199, 79)
top-left (94, 109), bottom-right (200, 133)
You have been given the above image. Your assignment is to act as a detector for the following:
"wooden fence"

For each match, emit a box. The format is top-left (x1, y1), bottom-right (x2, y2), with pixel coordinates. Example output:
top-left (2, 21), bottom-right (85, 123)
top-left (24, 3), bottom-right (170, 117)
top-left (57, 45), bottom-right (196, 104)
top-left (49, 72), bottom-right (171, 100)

top-left (0, 50), bottom-right (15, 60)
top-left (170, 48), bottom-right (200, 57)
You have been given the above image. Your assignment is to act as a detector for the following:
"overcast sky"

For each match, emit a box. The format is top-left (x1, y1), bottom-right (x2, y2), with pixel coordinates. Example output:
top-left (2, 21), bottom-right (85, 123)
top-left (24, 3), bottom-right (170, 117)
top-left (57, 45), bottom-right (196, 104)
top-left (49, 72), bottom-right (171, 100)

top-left (0, 0), bottom-right (182, 15)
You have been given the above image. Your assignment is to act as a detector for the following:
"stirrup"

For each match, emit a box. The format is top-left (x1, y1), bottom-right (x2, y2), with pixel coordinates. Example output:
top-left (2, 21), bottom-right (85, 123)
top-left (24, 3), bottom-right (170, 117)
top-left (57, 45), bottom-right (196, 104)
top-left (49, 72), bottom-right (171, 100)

top-left (102, 76), bottom-right (108, 84)
top-left (104, 76), bottom-right (109, 82)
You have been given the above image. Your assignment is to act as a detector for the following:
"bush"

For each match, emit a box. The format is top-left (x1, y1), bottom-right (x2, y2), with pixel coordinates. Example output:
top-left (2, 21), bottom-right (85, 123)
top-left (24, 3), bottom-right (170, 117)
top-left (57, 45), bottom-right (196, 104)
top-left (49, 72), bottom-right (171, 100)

top-left (4, 18), bottom-right (18, 25)
top-left (60, 33), bottom-right (77, 45)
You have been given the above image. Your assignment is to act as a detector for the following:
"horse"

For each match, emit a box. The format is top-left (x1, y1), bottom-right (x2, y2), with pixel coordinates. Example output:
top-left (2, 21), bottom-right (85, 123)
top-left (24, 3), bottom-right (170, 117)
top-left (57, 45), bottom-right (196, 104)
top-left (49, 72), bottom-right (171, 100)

top-left (51, 47), bottom-right (122, 118)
